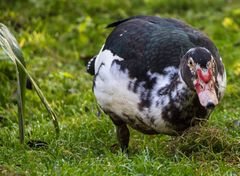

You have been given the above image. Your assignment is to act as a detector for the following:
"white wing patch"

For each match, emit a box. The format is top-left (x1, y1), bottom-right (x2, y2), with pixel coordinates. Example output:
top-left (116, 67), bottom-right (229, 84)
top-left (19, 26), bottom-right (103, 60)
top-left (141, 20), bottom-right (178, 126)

top-left (94, 49), bottom-right (140, 125)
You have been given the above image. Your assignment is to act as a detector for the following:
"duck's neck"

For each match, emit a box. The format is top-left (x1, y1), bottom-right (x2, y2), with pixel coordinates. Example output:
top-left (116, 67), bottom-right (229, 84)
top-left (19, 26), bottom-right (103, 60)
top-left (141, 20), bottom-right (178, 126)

top-left (156, 71), bottom-right (203, 132)
top-left (152, 69), bottom-right (195, 113)
top-left (165, 71), bottom-right (195, 108)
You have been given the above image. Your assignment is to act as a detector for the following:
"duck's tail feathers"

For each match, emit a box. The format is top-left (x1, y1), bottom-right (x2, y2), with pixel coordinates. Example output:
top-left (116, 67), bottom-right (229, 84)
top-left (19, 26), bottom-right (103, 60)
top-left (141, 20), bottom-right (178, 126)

top-left (87, 55), bottom-right (96, 75)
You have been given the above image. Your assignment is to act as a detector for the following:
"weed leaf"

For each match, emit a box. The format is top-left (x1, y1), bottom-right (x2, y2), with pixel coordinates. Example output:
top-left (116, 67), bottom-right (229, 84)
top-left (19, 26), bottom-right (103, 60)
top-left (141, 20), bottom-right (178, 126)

top-left (0, 23), bottom-right (59, 143)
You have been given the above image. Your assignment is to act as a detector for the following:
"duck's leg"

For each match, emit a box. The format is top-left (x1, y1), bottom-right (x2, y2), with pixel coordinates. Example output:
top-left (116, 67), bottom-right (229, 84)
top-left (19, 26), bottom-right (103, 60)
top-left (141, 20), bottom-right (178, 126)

top-left (109, 114), bottom-right (130, 151)
top-left (116, 123), bottom-right (130, 151)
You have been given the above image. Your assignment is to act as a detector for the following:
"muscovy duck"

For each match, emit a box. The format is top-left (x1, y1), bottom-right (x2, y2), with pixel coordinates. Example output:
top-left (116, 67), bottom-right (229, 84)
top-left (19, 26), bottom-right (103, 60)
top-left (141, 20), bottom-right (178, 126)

top-left (87, 16), bottom-right (226, 151)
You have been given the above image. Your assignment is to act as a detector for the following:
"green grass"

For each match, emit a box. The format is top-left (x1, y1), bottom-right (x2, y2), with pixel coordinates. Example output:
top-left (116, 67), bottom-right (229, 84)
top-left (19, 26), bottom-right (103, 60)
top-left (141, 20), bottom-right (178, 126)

top-left (1, 0), bottom-right (240, 175)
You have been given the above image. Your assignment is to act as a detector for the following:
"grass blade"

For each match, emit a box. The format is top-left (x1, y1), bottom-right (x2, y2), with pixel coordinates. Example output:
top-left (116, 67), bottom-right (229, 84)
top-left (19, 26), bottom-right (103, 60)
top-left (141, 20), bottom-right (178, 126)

top-left (0, 23), bottom-right (26, 144)
top-left (0, 23), bottom-right (60, 142)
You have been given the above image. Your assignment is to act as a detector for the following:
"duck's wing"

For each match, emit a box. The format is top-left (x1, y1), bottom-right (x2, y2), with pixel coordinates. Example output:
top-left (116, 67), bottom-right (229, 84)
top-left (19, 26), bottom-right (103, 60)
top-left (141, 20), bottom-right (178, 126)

top-left (103, 16), bottom-right (195, 78)
top-left (104, 16), bottom-right (224, 75)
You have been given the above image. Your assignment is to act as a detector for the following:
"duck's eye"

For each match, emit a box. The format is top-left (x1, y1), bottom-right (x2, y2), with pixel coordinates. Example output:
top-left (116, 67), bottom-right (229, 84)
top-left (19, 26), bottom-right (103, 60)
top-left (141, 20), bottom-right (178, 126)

top-left (188, 59), bottom-right (194, 67)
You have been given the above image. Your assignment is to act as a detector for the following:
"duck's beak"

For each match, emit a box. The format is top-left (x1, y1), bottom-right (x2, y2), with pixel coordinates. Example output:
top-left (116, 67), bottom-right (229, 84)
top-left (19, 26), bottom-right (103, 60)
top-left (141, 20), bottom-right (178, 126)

top-left (194, 68), bottom-right (218, 109)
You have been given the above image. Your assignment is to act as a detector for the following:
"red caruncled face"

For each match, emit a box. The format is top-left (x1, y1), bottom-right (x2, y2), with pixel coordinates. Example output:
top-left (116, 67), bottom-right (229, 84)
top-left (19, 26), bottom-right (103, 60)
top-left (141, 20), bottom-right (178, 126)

top-left (194, 62), bottom-right (218, 108)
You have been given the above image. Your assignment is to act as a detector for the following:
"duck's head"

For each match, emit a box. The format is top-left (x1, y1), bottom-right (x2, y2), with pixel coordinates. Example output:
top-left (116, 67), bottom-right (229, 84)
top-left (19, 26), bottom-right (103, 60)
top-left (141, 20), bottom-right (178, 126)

top-left (180, 47), bottom-right (218, 109)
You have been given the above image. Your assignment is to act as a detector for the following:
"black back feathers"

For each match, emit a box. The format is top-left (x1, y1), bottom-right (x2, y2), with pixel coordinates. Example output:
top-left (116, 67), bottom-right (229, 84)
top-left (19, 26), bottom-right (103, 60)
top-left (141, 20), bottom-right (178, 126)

top-left (89, 16), bottom-right (222, 76)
